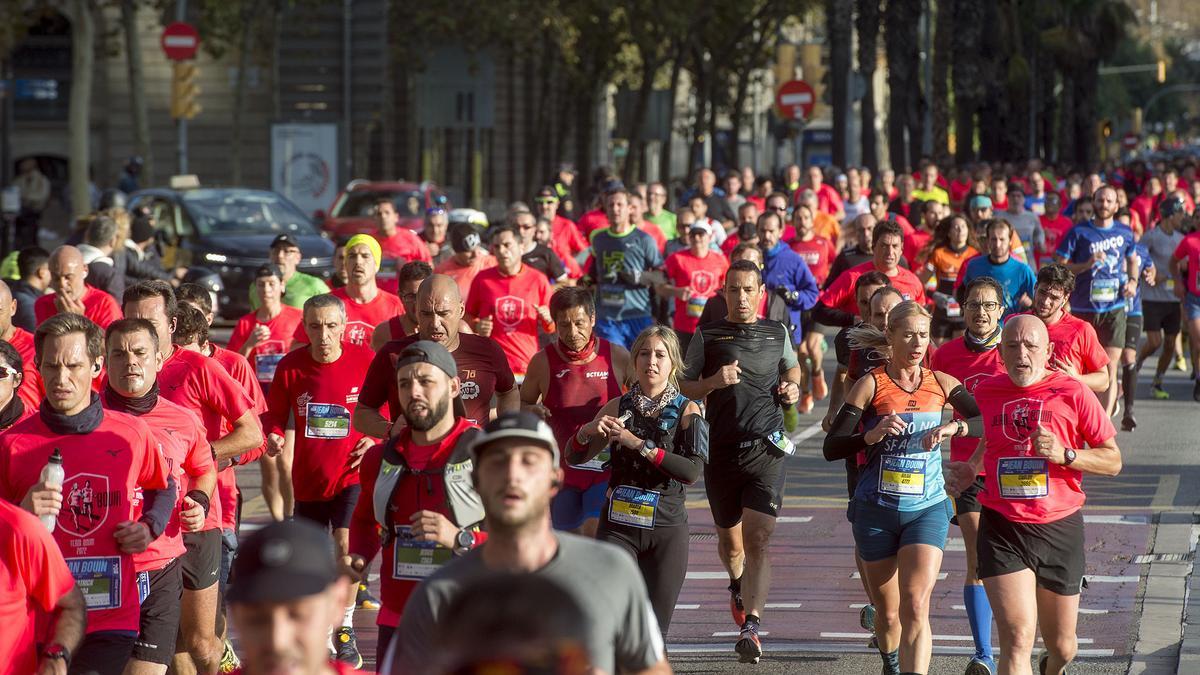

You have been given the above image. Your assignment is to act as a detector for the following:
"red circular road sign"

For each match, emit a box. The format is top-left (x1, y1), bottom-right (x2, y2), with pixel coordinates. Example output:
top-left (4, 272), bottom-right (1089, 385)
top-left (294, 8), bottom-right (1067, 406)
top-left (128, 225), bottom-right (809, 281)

top-left (161, 22), bottom-right (200, 61)
top-left (776, 80), bottom-right (816, 120)
top-left (1122, 132), bottom-right (1140, 149)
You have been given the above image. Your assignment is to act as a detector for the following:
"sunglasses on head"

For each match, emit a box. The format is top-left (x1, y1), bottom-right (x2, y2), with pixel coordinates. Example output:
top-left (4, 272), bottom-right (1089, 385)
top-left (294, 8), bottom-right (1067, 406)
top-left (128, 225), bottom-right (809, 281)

top-left (426, 207), bottom-right (447, 215)
top-left (0, 364), bottom-right (18, 380)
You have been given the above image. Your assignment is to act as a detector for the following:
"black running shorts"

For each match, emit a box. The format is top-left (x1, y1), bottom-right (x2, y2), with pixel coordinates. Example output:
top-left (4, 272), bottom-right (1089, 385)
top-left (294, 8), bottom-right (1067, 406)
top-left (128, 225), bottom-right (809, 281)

top-left (133, 558), bottom-right (183, 664)
top-left (977, 507), bottom-right (1085, 596)
top-left (705, 444), bottom-right (786, 529)
top-left (181, 528), bottom-right (222, 591)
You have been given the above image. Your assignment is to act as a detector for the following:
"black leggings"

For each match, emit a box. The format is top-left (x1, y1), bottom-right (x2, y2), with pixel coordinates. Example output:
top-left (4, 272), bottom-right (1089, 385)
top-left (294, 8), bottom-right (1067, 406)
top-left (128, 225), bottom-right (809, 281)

top-left (597, 514), bottom-right (690, 634)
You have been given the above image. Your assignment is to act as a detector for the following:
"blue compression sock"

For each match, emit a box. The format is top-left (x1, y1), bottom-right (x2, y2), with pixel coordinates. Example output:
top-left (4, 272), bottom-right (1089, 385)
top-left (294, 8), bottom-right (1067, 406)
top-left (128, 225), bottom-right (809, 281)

top-left (964, 584), bottom-right (994, 658)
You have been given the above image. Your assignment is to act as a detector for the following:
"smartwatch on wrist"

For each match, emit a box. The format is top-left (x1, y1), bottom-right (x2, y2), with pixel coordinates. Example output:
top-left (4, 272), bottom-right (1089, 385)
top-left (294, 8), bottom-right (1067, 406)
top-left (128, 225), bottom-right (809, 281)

top-left (640, 439), bottom-right (657, 460)
top-left (454, 528), bottom-right (476, 555)
top-left (43, 643), bottom-right (70, 665)
top-left (1063, 448), bottom-right (1077, 466)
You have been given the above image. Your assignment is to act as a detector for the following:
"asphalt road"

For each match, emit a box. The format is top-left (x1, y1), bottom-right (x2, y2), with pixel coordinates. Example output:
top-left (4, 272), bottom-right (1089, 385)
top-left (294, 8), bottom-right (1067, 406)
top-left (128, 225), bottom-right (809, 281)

top-left (218, 321), bottom-right (1198, 674)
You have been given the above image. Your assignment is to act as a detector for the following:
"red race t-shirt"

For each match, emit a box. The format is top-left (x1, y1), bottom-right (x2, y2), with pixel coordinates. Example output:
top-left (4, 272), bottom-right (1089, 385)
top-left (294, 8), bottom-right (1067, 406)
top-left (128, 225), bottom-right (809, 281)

top-left (819, 261), bottom-right (929, 315)
top-left (263, 345), bottom-right (374, 502)
top-left (789, 235), bottom-right (837, 286)
top-left (34, 286), bottom-right (122, 329)
top-left (5, 328), bottom-right (42, 413)
top-left (109, 396), bottom-right (213, 572)
top-left (929, 338), bottom-right (1005, 463)
top-left (975, 371), bottom-right (1115, 523)
top-left (0, 499), bottom-right (77, 675)
top-left (903, 229), bottom-right (934, 268)
top-left (465, 265), bottom-right (552, 375)
top-left (362, 334), bottom-right (515, 427)
top-left (1172, 232), bottom-right (1200, 296)
top-left (576, 209), bottom-right (610, 240)
top-left (375, 229), bottom-right (433, 265)
top-left (1039, 214), bottom-right (1074, 266)
top-left (664, 249), bottom-right (729, 333)
top-left (292, 287), bottom-right (404, 350)
top-left (434, 254), bottom-right (498, 301)
top-left (209, 346), bottom-right (267, 531)
top-left (226, 306), bottom-right (304, 385)
top-left (348, 418), bottom-right (478, 627)
top-left (0, 409), bottom-right (168, 633)
top-left (1028, 311), bottom-right (1110, 376)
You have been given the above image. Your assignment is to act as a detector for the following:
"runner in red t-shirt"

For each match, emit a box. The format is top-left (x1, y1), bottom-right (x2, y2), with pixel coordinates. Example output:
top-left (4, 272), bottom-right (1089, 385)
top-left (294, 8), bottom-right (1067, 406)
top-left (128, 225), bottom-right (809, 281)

top-left (347, 342), bottom-right (487, 663)
top-left (1025, 264), bottom-right (1110, 395)
top-left (371, 197), bottom-right (433, 265)
top-left (0, 314), bottom-right (169, 672)
top-left (789, 206), bottom-right (836, 286)
top-left (226, 265), bottom-right (303, 389)
top-left (817, 222), bottom-right (929, 324)
top-left (123, 281), bottom-right (263, 675)
top-left (293, 235), bottom-right (405, 350)
top-left (103, 318), bottom-right (218, 672)
top-left (534, 185), bottom-right (587, 278)
top-left (661, 221), bottom-right (729, 345)
top-left (435, 223), bottom-right (499, 300)
top-left (1038, 193), bottom-right (1074, 268)
top-left (520, 287), bottom-right (630, 537)
top-left (355, 274), bottom-right (519, 439)
top-left (0, 281), bottom-right (42, 411)
top-left (371, 261), bottom-right (432, 352)
top-left (465, 226), bottom-right (554, 378)
top-left (0, 498), bottom-right (84, 675)
top-left (947, 315), bottom-right (1121, 675)
top-left (35, 247), bottom-right (122, 329)
top-left (263, 294), bottom-right (378, 665)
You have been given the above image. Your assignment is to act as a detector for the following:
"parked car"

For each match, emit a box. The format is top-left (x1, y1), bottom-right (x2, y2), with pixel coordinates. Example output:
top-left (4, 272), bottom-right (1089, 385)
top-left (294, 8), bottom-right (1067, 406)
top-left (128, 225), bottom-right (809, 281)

top-left (316, 179), bottom-right (446, 239)
top-left (128, 186), bottom-right (334, 319)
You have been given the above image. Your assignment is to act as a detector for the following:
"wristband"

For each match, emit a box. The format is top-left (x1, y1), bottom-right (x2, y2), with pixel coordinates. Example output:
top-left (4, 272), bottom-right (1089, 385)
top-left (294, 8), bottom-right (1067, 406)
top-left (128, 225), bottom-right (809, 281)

top-left (575, 428), bottom-right (591, 445)
top-left (185, 489), bottom-right (211, 517)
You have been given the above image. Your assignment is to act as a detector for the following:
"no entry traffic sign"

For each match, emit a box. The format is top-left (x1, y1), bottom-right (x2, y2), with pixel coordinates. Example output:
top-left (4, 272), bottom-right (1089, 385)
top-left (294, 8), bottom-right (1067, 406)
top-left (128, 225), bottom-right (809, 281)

top-left (776, 80), bottom-right (815, 121)
top-left (161, 22), bottom-right (200, 62)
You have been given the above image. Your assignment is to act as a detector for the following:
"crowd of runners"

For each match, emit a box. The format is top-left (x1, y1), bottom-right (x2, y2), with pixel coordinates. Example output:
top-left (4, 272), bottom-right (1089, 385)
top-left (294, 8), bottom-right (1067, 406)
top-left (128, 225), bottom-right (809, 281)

top-left (3, 154), bottom-right (1200, 675)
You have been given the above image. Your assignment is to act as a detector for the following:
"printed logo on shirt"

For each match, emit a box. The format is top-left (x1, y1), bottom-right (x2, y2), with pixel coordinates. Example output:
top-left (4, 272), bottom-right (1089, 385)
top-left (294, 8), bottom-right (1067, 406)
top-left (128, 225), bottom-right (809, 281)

top-left (997, 397), bottom-right (1048, 444)
top-left (689, 270), bottom-right (719, 296)
top-left (461, 380), bottom-right (480, 400)
top-left (295, 391), bottom-right (313, 419)
top-left (495, 296), bottom-right (525, 330)
top-left (963, 373), bottom-right (990, 394)
top-left (345, 322), bottom-right (370, 346)
top-left (60, 472), bottom-right (114, 538)
top-left (555, 368), bottom-right (570, 379)
top-left (586, 371), bottom-right (609, 379)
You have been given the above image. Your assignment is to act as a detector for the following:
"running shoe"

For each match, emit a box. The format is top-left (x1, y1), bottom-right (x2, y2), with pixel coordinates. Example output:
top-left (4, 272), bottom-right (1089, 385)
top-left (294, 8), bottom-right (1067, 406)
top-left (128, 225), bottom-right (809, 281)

top-left (1121, 414), bottom-right (1137, 432)
top-left (1176, 354), bottom-right (1188, 372)
top-left (219, 639), bottom-right (241, 674)
top-left (1193, 379), bottom-right (1200, 403)
top-left (728, 583), bottom-right (746, 627)
top-left (799, 393), bottom-right (815, 414)
top-left (356, 582), bottom-right (380, 610)
top-left (812, 370), bottom-right (828, 400)
top-left (1037, 651), bottom-right (1069, 674)
top-left (966, 655), bottom-right (996, 675)
top-left (1152, 382), bottom-right (1170, 400)
top-left (735, 621), bottom-right (762, 664)
top-left (859, 603), bottom-right (876, 633)
top-left (334, 627), bottom-right (363, 669)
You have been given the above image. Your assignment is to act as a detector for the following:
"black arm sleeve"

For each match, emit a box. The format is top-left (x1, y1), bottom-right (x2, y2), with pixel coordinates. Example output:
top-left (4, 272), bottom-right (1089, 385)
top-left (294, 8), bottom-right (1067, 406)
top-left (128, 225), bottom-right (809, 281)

top-left (946, 384), bottom-right (982, 437)
top-left (138, 474), bottom-right (178, 539)
top-left (813, 301), bottom-right (855, 328)
top-left (823, 404), bottom-right (869, 461)
top-left (654, 451), bottom-right (704, 485)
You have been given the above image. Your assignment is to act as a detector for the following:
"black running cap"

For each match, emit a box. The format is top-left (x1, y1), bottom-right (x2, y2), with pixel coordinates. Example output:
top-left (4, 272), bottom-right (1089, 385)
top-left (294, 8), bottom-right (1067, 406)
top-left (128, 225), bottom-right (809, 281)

top-left (227, 520), bottom-right (337, 604)
top-left (270, 233), bottom-right (302, 251)
top-left (395, 340), bottom-right (458, 379)
top-left (469, 411), bottom-right (560, 465)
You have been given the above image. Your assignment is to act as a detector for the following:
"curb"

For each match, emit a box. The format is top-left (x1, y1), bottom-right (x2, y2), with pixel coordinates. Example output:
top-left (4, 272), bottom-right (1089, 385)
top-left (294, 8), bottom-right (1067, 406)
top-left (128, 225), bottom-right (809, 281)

top-left (1128, 512), bottom-right (1196, 675)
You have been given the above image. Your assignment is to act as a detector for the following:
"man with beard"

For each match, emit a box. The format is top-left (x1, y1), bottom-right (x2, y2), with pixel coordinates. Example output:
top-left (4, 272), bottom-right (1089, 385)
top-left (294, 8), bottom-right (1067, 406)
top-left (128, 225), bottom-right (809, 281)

top-left (354, 274), bottom-right (519, 439)
top-left (292, 234), bottom-right (403, 350)
top-left (345, 341), bottom-right (488, 666)
top-left (390, 411), bottom-right (669, 675)
top-left (520, 286), bottom-right (631, 537)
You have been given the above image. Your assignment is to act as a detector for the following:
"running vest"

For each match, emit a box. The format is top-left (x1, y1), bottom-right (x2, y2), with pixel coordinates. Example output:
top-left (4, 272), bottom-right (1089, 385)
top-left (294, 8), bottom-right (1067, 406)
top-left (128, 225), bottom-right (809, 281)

top-left (372, 425), bottom-right (483, 542)
top-left (544, 341), bottom-right (622, 490)
top-left (855, 367), bottom-right (949, 511)
top-left (608, 392), bottom-right (690, 528)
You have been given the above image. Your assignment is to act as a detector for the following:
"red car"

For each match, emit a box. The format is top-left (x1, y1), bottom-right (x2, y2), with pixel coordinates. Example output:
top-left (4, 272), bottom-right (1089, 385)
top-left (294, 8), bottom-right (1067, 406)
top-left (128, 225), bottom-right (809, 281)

top-left (316, 180), bottom-right (446, 238)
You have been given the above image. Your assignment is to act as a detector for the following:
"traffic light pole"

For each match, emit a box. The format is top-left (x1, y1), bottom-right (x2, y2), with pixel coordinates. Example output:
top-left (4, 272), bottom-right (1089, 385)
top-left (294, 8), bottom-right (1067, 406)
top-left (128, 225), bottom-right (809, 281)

top-left (176, 0), bottom-right (188, 175)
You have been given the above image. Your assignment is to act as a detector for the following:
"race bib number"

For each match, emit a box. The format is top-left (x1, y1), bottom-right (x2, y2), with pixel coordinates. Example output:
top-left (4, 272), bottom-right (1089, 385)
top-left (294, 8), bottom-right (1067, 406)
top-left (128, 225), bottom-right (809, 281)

top-left (598, 285), bottom-right (624, 308)
top-left (686, 294), bottom-right (708, 318)
top-left (570, 448), bottom-right (610, 472)
top-left (255, 353), bottom-right (285, 383)
top-left (391, 526), bottom-right (453, 580)
top-left (1167, 278), bottom-right (1176, 292)
top-left (878, 455), bottom-right (926, 497)
top-left (997, 456), bottom-right (1049, 499)
top-left (67, 556), bottom-right (121, 610)
top-left (608, 485), bottom-right (660, 530)
top-left (305, 403), bottom-right (351, 439)
top-left (1090, 278), bottom-right (1119, 304)
top-left (137, 571), bottom-right (151, 604)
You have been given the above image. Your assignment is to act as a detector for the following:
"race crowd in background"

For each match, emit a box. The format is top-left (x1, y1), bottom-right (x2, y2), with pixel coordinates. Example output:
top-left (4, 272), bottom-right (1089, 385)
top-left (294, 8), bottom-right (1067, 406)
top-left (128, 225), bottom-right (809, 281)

top-left (3, 152), bottom-right (1200, 675)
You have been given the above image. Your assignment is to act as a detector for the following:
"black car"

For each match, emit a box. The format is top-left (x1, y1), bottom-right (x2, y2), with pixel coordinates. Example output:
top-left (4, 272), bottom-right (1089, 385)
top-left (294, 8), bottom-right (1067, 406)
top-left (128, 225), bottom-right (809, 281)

top-left (128, 187), bottom-right (335, 319)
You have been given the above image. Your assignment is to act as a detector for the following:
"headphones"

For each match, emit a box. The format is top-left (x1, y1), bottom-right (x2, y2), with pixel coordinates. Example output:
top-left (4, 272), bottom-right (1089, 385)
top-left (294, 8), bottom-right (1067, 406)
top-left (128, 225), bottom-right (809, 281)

top-left (93, 362), bottom-right (102, 375)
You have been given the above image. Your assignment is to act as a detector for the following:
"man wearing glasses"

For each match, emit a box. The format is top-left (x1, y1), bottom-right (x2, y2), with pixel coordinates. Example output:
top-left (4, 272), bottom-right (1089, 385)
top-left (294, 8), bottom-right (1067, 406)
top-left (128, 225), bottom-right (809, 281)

top-left (534, 186), bottom-right (588, 276)
top-left (249, 234), bottom-right (331, 311)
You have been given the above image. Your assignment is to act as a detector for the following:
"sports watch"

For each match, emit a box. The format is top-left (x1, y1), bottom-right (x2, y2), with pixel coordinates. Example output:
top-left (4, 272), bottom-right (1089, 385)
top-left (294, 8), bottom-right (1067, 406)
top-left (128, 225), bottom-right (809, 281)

top-left (455, 528), bottom-right (476, 555)
top-left (640, 439), bottom-right (657, 460)
top-left (1063, 449), bottom-right (1077, 466)
top-left (43, 643), bottom-right (70, 665)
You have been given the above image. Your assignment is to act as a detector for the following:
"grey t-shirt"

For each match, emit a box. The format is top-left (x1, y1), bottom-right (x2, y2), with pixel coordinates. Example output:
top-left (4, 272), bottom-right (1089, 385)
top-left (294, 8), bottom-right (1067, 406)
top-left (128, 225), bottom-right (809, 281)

top-left (391, 532), bottom-right (665, 673)
top-left (1141, 225), bottom-right (1184, 304)
top-left (998, 210), bottom-right (1045, 252)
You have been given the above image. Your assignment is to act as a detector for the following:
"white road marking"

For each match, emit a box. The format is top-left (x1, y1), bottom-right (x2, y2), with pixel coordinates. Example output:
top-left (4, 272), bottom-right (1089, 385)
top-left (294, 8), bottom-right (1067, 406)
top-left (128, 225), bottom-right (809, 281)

top-left (776, 516), bottom-right (813, 523)
top-left (713, 631), bottom-right (771, 637)
top-left (1083, 514), bottom-right (1149, 525)
top-left (667, 642), bottom-right (1114, 657)
top-left (820, 632), bottom-right (1092, 644)
top-left (1085, 575), bottom-right (1140, 583)
top-left (765, 602), bottom-right (803, 609)
top-left (685, 571), bottom-right (731, 580)
top-left (674, 604), bottom-right (700, 610)
top-left (952, 604), bottom-right (1108, 614)
top-left (852, 571), bottom-right (947, 580)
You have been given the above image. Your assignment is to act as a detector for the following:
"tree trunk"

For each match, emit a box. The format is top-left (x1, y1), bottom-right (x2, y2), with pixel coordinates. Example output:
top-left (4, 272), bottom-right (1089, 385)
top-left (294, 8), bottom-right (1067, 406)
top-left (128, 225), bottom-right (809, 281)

top-left (828, 0), bottom-right (852, 168)
top-left (951, 0), bottom-right (984, 163)
top-left (857, 0), bottom-right (880, 171)
top-left (885, 0), bottom-right (921, 171)
top-left (230, 4), bottom-right (254, 186)
top-left (976, 0), bottom-right (1003, 160)
top-left (727, 66), bottom-right (752, 172)
top-left (1075, 63), bottom-right (1100, 166)
top-left (687, 46), bottom-right (708, 176)
top-left (121, 0), bottom-right (153, 187)
top-left (68, 0), bottom-right (94, 218)
top-left (1056, 69), bottom-right (1075, 164)
top-left (931, 0), bottom-right (953, 163)
top-left (660, 40), bottom-right (685, 185)
top-left (622, 53), bottom-right (658, 185)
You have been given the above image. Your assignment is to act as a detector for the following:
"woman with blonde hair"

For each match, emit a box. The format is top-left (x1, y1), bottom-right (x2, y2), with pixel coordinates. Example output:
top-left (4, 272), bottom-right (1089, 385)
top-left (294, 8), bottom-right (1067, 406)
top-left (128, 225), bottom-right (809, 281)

top-left (567, 323), bottom-right (707, 635)
top-left (824, 300), bottom-right (982, 675)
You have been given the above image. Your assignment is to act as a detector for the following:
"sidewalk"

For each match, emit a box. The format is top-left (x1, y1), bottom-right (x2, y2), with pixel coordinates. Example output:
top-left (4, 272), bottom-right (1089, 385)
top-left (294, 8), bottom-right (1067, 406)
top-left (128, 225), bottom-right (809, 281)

top-left (1128, 511), bottom-right (1197, 675)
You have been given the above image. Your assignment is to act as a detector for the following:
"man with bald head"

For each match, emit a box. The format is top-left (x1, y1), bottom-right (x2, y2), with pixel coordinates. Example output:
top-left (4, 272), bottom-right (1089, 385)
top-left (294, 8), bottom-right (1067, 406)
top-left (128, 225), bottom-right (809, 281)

top-left (948, 315), bottom-right (1122, 675)
top-left (34, 246), bottom-right (122, 328)
top-left (353, 274), bottom-right (518, 437)
top-left (0, 280), bottom-right (42, 410)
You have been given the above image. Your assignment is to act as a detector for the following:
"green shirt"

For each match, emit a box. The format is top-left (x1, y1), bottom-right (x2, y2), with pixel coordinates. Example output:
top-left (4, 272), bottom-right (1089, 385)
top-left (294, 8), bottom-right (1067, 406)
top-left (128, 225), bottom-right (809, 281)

top-left (647, 210), bottom-right (678, 241)
top-left (249, 271), bottom-right (329, 310)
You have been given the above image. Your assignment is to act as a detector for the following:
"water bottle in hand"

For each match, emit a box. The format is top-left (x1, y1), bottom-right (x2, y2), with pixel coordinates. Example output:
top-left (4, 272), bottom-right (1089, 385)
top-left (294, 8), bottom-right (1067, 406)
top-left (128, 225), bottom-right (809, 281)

top-left (39, 449), bottom-right (64, 532)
